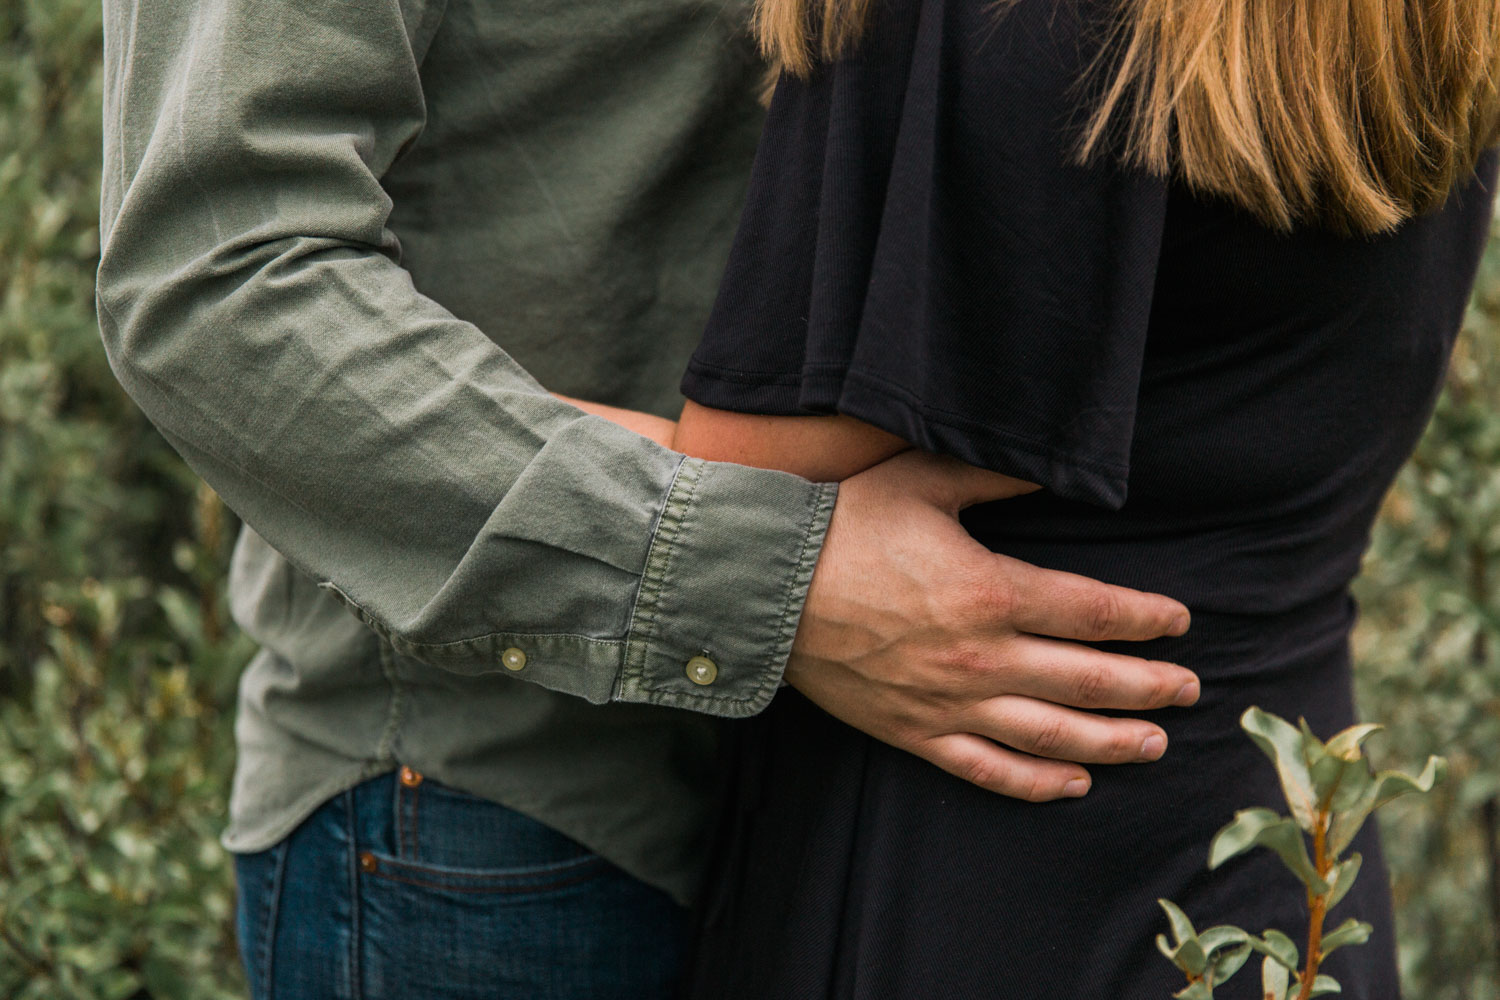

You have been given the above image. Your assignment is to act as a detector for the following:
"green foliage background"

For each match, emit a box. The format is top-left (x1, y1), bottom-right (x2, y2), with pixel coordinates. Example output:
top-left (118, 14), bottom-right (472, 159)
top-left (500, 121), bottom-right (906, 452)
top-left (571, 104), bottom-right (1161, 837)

top-left (0, 0), bottom-right (1496, 997)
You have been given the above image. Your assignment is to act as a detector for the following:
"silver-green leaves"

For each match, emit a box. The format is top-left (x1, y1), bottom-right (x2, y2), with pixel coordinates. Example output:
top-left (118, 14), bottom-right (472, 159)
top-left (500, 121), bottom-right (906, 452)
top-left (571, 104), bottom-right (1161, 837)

top-left (1241, 709), bottom-right (1323, 829)
top-left (1154, 901), bottom-right (1253, 998)
top-left (1325, 755), bottom-right (1444, 857)
top-left (1157, 708), bottom-right (1443, 999)
top-left (1208, 807), bottom-right (1327, 892)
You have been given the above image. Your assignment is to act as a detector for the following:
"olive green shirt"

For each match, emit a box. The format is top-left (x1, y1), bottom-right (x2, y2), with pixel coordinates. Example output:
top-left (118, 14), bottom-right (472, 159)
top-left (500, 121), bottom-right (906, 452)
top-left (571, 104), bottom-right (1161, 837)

top-left (97, 0), bottom-right (836, 905)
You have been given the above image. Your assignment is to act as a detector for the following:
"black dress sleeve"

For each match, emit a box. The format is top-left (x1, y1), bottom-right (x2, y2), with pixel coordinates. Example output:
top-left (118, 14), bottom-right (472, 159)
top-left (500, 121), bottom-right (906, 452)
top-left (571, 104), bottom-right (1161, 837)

top-left (680, 0), bottom-right (1170, 509)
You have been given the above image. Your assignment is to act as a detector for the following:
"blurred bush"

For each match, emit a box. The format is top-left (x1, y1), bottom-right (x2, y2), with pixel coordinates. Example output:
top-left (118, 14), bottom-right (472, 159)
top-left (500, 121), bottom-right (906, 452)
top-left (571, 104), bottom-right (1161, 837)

top-left (0, 0), bottom-right (1496, 997)
top-left (1354, 219), bottom-right (1500, 1000)
top-left (0, 0), bottom-right (252, 996)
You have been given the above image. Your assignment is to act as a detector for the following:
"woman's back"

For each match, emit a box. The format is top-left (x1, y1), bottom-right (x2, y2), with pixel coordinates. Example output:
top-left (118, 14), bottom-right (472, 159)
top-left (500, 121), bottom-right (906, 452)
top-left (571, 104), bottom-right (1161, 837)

top-left (968, 165), bottom-right (1496, 614)
top-left (678, 0), bottom-right (1498, 996)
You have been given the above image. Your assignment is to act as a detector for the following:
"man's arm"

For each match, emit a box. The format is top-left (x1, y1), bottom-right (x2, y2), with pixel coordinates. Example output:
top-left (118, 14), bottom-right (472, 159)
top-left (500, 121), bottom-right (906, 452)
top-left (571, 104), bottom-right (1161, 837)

top-left (96, 0), bottom-right (833, 715)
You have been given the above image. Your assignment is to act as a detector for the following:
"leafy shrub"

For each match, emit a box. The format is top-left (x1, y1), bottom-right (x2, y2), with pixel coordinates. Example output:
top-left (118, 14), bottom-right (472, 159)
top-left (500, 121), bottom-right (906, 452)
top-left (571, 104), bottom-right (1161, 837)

top-left (1353, 218), bottom-right (1500, 1000)
top-left (0, 0), bottom-right (251, 996)
top-left (1157, 708), bottom-right (1442, 1000)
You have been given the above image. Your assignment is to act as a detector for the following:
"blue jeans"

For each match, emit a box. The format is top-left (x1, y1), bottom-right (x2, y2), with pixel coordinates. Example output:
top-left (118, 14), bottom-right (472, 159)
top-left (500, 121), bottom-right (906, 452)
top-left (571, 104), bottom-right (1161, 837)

top-left (234, 770), bottom-right (688, 1000)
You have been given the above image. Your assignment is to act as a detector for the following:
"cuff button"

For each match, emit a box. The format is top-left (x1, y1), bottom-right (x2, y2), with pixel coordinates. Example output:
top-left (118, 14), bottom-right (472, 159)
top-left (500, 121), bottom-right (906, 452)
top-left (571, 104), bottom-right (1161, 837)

top-left (501, 647), bottom-right (528, 672)
top-left (685, 655), bottom-right (718, 686)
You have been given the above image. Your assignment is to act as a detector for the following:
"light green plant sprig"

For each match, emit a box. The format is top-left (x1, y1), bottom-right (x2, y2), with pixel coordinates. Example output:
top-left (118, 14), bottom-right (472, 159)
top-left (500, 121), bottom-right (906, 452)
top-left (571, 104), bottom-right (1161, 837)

top-left (1157, 707), bottom-right (1444, 1000)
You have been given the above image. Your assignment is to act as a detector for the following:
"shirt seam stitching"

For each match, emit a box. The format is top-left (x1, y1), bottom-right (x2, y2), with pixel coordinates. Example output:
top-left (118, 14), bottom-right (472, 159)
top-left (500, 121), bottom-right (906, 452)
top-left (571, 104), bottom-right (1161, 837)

top-left (618, 455), bottom-right (692, 698)
top-left (317, 582), bottom-right (630, 650)
top-left (373, 637), bottom-right (408, 762)
top-left (618, 457), bottom-right (700, 696)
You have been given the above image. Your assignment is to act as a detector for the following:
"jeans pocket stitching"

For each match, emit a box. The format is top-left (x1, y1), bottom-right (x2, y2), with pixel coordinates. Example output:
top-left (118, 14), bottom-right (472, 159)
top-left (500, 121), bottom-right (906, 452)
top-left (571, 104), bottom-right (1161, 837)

top-left (362, 851), bottom-right (610, 894)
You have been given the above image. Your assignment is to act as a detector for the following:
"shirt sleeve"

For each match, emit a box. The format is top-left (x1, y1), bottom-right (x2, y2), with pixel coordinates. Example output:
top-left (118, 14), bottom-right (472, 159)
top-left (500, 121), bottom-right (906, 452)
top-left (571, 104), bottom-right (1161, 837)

top-left (96, 0), bottom-right (835, 719)
top-left (680, 0), bottom-right (1171, 509)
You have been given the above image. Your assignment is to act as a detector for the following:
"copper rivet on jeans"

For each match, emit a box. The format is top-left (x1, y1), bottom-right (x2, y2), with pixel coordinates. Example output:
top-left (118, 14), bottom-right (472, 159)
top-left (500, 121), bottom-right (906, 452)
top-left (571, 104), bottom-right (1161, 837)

top-left (359, 852), bottom-right (378, 873)
top-left (399, 765), bottom-right (423, 788)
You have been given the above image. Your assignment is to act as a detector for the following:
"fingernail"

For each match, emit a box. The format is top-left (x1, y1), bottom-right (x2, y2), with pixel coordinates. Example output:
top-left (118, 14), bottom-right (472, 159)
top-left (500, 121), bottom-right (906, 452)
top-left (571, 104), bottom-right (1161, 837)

top-left (1174, 680), bottom-right (1200, 706)
top-left (1063, 778), bottom-right (1090, 798)
top-left (1139, 734), bottom-right (1166, 761)
top-left (1170, 612), bottom-right (1190, 635)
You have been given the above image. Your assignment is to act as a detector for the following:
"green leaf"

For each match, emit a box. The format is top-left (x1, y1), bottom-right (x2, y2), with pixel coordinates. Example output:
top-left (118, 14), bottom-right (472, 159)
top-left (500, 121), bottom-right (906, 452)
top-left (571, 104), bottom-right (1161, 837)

top-left (1325, 853), bottom-right (1363, 911)
top-left (1252, 930), bottom-right (1301, 972)
top-left (1326, 756), bottom-right (1445, 856)
top-left (1159, 898), bottom-right (1199, 945)
top-left (1155, 900), bottom-right (1209, 974)
top-left (96, 969), bottom-right (142, 1000)
top-left (1318, 919), bottom-right (1373, 959)
top-left (141, 956), bottom-right (191, 999)
top-left (1163, 936), bottom-right (1209, 977)
top-left (1298, 717), bottom-right (1327, 761)
top-left (1174, 980), bottom-right (1215, 1000)
top-left (1198, 925), bottom-right (1252, 953)
top-left (1324, 723), bottom-right (1382, 761)
top-left (1186, 926), bottom-right (1254, 987)
top-left (1209, 809), bottom-right (1328, 892)
top-left (1241, 708), bottom-right (1320, 830)
top-left (1309, 973), bottom-right (1343, 997)
top-left (1326, 759), bottom-right (1375, 815)
top-left (1370, 756), bottom-right (1445, 811)
top-left (1208, 941), bottom-right (1254, 985)
top-left (1262, 956), bottom-right (1291, 1000)
top-left (1208, 808), bottom-right (1280, 867)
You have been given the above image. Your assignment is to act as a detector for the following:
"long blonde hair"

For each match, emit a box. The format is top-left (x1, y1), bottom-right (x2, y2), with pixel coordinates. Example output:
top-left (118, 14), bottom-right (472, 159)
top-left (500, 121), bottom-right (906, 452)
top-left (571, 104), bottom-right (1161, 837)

top-left (755, 0), bottom-right (1500, 234)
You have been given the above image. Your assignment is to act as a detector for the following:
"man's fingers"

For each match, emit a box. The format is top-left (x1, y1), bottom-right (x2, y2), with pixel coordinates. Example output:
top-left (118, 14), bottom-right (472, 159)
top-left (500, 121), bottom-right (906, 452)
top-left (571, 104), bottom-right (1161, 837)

top-left (967, 695), bottom-right (1170, 765)
top-left (998, 636), bottom-right (1199, 710)
top-left (920, 733), bottom-right (1092, 802)
top-left (1004, 559), bottom-right (1191, 642)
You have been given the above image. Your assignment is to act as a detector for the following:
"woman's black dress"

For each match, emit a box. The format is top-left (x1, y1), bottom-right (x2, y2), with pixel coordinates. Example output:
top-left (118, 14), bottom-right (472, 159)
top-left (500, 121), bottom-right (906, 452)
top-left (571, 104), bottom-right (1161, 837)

top-left (678, 0), bottom-right (1498, 997)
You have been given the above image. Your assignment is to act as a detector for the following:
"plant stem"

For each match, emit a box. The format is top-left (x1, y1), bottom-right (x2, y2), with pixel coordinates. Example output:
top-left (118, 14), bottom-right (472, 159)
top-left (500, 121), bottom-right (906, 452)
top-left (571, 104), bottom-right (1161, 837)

top-left (1296, 810), bottom-right (1333, 1000)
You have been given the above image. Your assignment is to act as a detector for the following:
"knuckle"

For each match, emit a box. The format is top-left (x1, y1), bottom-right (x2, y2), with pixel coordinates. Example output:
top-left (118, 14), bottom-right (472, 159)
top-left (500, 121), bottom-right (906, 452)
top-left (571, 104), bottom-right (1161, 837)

top-left (887, 715), bottom-right (930, 749)
top-left (1026, 716), bottom-right (1068, 757)
top-left (1110, 727), bottom-right (1141, 760)
top-left (957, 753), bottom-right (1001, 791)
top-left (956, 571), bottom-right (1015, 624)
top-left (1070, 664), bottom-right (1111, 706)
top-left (982, 577), bottom-right (1018, 623)
top-left (936, 642), bottom-right (990, 684)
top-left (1082, 590), bottom-right (1121, 639)
top-left (1145, 665), bottom-right (1178, 705)
top-left (1020, 771), bottom-right (1054, 803)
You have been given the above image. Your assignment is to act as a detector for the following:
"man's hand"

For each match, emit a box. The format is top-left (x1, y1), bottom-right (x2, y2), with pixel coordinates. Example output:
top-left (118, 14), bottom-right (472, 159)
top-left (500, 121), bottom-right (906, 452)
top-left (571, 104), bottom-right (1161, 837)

top-left (787, 450), bottom-right (1198, 802)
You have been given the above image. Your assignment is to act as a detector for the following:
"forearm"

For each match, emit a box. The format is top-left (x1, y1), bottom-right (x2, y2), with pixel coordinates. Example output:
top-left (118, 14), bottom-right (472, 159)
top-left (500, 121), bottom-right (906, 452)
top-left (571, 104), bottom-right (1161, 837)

top-left (669, 399), bottom-right (909, 481)
top-left (555, 394), bottom-right (677, 448)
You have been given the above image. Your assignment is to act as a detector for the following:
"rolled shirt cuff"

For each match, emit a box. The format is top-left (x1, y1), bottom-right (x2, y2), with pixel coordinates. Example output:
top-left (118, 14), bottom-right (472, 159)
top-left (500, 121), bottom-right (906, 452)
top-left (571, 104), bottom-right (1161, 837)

top-left (616, 456), bottom-right (837, 717)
